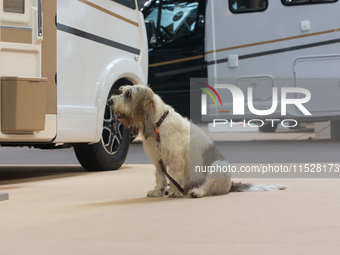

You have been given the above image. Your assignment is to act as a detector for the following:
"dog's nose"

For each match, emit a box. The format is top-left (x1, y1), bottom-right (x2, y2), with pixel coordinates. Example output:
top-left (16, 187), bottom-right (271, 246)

top-left (107, 98), bottom-right (113, 106)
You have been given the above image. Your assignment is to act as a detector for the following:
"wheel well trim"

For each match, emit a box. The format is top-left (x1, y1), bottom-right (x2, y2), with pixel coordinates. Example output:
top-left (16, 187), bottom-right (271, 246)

top-left (93, 58), bottom-right (147, 143)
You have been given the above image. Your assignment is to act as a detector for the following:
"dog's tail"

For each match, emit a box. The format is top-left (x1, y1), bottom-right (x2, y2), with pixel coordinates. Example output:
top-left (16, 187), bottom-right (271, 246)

top-left (229, 182), bottom-right (289, 192)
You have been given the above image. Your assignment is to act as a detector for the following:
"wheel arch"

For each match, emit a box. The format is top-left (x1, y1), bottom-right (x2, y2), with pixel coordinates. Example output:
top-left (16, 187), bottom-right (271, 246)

top-left (93, 58), bottom-right (147, 143)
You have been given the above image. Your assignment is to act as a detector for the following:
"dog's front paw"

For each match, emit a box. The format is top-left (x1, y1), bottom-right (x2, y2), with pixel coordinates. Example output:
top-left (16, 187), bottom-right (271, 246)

top-left (147, 189), bottom-right (163, 197)
top-left (188, 188), bottom-right (204, 198)
top-left (168, 190), bottom-right (183, 198)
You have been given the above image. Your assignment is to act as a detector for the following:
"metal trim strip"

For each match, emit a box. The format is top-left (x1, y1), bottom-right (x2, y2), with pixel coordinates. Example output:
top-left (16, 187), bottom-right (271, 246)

top-left (56, 23), bottom-right (140, 55)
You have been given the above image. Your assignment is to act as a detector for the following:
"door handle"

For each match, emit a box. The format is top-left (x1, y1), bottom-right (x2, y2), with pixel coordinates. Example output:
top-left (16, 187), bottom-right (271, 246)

top-left (38, 0), bottom-right (42, 37)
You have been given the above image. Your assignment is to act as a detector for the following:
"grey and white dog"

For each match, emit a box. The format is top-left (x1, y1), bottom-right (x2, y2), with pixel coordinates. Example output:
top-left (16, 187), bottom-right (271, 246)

top-left (109, 85), bottom-right (288, 198)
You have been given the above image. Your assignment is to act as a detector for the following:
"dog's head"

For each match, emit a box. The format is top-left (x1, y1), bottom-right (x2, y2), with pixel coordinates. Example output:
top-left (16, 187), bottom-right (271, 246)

top-left (108, 85), bottom-right (156, 139)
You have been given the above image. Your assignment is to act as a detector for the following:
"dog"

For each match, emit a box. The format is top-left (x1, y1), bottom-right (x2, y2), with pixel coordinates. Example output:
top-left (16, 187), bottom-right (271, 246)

top-left (108, 85), bottom-right (288, 198)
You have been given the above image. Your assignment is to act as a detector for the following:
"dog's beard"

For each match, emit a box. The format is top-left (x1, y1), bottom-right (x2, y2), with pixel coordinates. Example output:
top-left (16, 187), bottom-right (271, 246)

top-left (113, 111), bottom-right (132, 128)
top-left (114, 112), bottom-right (126, 121)
top-left (114, 112), bottom-right (152, 139)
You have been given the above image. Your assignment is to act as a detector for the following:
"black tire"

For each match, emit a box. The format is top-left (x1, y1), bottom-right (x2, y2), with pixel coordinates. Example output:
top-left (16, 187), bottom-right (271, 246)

top-left (259, 122), bottom-right (278, 133)
top-left (74, 81), bottom-right (132, 171)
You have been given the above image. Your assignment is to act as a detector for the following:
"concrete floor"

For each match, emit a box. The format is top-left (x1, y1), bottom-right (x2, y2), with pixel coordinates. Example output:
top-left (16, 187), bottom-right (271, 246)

top-left (1, 164), bottom-right (340, 254)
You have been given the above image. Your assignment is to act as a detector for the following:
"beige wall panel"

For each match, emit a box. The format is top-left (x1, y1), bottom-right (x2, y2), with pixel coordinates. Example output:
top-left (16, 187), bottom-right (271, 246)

top-left (41, 0), bottom-right (57, 114)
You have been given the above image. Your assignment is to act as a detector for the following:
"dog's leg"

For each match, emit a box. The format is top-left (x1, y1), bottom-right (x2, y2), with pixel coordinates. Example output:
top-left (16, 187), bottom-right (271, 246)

top-left (147, 166), bottom-right (167, 197)
top-left (167, 164), bottom-right (184, 198)
top-left (168, 183), bottom-right (184, 198)
top-left (188, 178), bottom-right (230, 198)
top-left (188, 161), bottom-right (232, 198)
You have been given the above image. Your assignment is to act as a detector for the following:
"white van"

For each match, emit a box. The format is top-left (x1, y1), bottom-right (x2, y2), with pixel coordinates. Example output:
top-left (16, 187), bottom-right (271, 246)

top-left (0, 0), bottom-right (148, 170)
top-left (143, 0), bottom-right (340, 133)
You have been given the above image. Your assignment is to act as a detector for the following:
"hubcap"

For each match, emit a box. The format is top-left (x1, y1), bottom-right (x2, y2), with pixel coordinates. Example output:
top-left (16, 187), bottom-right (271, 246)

top-left (102, 101), bottom-right (123, 154)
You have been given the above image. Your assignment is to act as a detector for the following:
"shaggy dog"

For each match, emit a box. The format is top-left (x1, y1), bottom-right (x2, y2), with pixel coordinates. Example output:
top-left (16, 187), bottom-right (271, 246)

top-left (108, 85), bottom-right (288, 198)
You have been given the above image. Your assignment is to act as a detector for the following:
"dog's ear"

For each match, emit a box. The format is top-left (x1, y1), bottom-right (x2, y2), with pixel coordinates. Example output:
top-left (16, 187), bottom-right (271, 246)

top-left (133, 86), bottom-right (156, 140)
top-left (124, 89), bottom-right (132, 99)
top-left (142, 100), bottom-right (155, 140)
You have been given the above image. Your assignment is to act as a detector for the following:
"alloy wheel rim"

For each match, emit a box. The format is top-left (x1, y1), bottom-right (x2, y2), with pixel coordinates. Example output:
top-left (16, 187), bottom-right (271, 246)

top-left (102, 101), bottom-right (123, 154)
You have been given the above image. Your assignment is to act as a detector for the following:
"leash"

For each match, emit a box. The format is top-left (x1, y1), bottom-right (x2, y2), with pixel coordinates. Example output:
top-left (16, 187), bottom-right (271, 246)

top-left (154, 110), bottom-right (184, 194)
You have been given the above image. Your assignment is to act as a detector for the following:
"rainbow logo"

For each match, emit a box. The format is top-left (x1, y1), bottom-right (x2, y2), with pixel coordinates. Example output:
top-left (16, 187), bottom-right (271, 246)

top-left (197, 82), bottom-right (223, 106)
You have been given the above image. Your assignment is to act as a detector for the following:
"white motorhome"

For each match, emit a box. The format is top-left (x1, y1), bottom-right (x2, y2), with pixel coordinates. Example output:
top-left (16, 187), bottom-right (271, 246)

top-left (143, 0), bottom-right (340, 134)
top-left (0, 0), bottom-right (148, 170)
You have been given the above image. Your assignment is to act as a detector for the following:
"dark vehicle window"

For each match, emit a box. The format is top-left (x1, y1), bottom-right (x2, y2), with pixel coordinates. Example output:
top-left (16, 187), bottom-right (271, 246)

top-left (112, 0), bottom-right (136, 9)
top-left (282, 0), bottom-right (337, 5)
top-left (229, 0), bottom-right (268, 13)
top-left (144, 0), bottom-right (199, 43)
top-left (3, 0), bottom-right (25, 14)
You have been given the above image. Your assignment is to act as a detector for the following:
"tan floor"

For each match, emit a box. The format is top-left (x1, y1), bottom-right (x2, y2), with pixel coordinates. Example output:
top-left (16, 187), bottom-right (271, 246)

top-left (1, 164), bottom-right (340, 254)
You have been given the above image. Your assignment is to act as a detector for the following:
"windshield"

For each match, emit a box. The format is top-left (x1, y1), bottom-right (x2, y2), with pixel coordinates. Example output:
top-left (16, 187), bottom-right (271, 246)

top-left (143, 0), bottom-right (199, 42)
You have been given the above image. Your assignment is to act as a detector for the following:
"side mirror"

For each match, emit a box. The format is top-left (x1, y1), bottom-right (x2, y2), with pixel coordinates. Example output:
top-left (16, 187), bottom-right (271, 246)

top-left (145, 20), bottom-right (157, 48)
